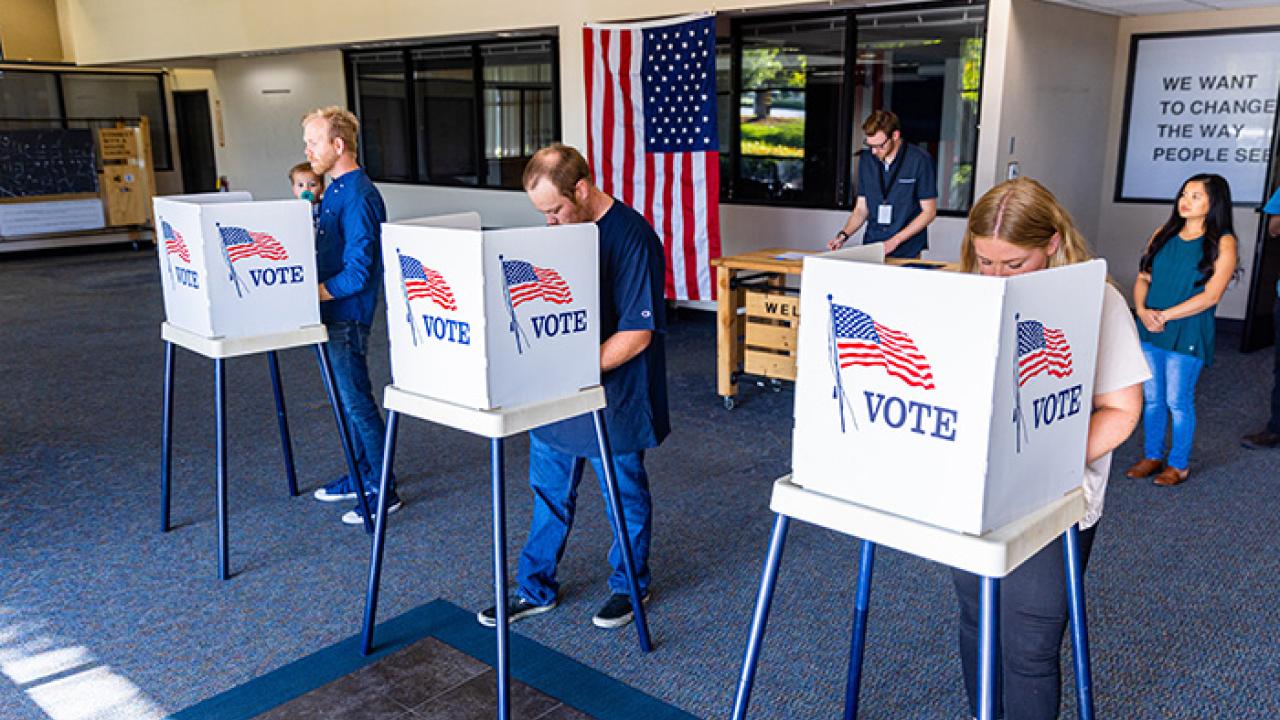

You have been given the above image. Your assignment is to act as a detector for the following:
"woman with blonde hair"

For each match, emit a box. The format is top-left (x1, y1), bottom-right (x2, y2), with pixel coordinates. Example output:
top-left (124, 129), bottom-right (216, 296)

top-left (953, 178), bottom-right (1148, 719)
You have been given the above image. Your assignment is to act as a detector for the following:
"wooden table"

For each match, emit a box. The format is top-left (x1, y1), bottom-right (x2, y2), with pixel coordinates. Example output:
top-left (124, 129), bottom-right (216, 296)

top-left (710, 248), bottom-right (953, 408)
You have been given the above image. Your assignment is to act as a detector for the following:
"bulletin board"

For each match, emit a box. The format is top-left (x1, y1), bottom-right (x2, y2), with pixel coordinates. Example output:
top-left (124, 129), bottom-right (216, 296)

top-left (1116, 27), bottom-right (1280, 205)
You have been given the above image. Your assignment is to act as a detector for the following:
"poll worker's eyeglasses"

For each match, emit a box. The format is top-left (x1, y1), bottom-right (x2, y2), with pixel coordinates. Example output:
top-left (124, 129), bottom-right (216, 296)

top-left (864, 136), bottom-right (893, 150)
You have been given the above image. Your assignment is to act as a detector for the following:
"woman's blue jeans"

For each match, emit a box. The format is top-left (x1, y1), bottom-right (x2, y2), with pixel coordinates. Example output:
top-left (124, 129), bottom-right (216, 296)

top-left (1140, 342), bottom-right (1204, 470)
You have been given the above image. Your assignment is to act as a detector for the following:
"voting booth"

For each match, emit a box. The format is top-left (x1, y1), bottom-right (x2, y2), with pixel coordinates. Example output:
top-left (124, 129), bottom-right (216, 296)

top-left (152, 192), bottom-right (319, 339)
top-left (790, 255), bottom-right (1106, 535)
top-left (380, 212), bottom-right (600, 410)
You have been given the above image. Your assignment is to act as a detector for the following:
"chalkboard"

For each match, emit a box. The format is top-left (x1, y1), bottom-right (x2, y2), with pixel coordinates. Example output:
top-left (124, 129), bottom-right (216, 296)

top-left (0, 129), bottom-right (99, 198)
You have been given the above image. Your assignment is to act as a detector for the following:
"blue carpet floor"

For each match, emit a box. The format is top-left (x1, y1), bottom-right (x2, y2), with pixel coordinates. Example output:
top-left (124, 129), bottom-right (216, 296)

top-left (1, 246), bottom-right (1279, 719)
top-left (172, 598), bottom-right (694, 720)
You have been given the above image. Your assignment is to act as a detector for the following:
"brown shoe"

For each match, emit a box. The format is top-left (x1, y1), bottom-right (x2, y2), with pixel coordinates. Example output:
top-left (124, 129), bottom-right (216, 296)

top-left (1241, 431), bottom-right (1280, 450)
top-left (1124, 458), bottom-right (1164, 479)
top-left (1153, 466), bottom-right (1190, 487)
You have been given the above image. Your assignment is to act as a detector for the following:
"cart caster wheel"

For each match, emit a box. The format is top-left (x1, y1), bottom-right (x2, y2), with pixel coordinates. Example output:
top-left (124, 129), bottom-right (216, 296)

top-left (769, 379), bottom-right (783, 392)
top-left (722, 396), bottom-right (737, 410)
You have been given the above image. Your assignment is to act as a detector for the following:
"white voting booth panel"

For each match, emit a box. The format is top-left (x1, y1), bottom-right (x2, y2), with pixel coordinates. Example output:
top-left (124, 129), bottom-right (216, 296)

top-left (381, 212), bottom-right (600, 410)
top-left (152, 192), bottom-right (319, 339)
top-left (791, 256), bottom-right (1106, 535)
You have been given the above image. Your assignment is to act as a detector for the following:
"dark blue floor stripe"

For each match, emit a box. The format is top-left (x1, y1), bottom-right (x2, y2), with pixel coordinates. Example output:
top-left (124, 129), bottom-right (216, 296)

top-left (169, 599), bottom-right (696, 720)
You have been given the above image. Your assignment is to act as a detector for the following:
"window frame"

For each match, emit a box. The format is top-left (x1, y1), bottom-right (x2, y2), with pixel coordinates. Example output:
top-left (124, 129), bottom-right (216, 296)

top-left (343, 35), bottom-right (561, 190)
top-left (721, 0), bottom-right (988, 216)
top-left (0, 64), bottom-right (173, 171)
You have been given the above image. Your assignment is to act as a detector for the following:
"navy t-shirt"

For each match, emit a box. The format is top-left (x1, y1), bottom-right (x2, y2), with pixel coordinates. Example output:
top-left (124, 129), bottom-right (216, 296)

top-left (531, 200), bottom-right (670, 457)
top-left (856, 143), bottom-right (938, 259)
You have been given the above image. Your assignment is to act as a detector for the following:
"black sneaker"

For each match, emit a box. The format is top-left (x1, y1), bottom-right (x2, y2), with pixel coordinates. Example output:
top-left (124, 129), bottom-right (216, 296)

top-left (592, 592), bottom-right (651, 629)
top-left (476, 597), bottom-right (557, 627)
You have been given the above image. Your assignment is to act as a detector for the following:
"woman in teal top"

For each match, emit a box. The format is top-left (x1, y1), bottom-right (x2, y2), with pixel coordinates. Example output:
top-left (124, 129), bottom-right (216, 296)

top-left (1126, 173), bottom-right (1238, 486)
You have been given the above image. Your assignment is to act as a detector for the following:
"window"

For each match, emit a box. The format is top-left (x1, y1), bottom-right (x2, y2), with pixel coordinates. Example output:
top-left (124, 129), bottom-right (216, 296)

top-left (482, 42), bottom-right (556, 187)
top-left (723, 2), bottom-right (984, 212)
top-left (852, 7), bottom-right (984, 212)
top-left (346, 36), bottom-right (559, 189)
top-left (0, 68), bottom-right (171, 169)
top-left (0, 71), bottom-right (59, 122)
top-left (61, 74), bottom-right (171, 169)
top-left (350, 52), bottom-right (411, 182)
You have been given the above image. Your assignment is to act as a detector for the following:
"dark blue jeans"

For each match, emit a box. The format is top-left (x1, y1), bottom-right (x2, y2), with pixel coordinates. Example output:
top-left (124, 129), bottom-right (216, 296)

top-left (325, 320), bottom-right (390, 494)
top-left (951, 525), bottom-right (1097, 720)
top-left (516, 434), bottom-right (652, 606)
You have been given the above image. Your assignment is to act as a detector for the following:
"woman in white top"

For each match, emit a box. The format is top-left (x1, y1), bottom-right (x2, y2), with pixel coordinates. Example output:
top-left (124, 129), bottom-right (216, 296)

top-left (953, 178), bottom-right (1150, 719)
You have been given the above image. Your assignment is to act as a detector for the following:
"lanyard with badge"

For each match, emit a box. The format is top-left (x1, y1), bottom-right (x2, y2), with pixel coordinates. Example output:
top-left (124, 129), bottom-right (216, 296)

top-left (876, 151), bottom-right (903, 226)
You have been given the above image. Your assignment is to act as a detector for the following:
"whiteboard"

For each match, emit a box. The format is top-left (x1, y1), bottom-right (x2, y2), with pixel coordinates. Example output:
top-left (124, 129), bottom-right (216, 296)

top-left (1118, 29), bottom-right (1280, 204)
top-left (0, 199), bottom-right (106, 237)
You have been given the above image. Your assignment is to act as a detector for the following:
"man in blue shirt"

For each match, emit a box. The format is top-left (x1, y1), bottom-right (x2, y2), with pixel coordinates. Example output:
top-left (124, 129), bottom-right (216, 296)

top-left (301, 106), bottom-right (399, 525)
top-left (478, 144), bottom-right (669, 630)
top-left (828, 110), bottom-right (938, 259)
top-left (1242, 186), bottom-right (1280, 450)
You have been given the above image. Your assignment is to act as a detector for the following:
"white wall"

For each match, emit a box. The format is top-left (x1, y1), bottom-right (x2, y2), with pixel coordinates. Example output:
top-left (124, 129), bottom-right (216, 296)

top-left (1097, 6), bottom-right (1280, 320)
top-left (996, 0), bottom-right (1117, 242)
top-left (211, 50), bottom-right (345, 200)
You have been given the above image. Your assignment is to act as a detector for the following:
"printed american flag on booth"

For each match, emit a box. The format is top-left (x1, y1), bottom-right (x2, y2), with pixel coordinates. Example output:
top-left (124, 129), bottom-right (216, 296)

top-left (400, 254), bottom-right (457, 311)
top-left (218, 225), bottom-right (289, 263)
top-left (831, 303), bottom-right (936, 390)
top-left (584, 13), bottom-right (721, 302)
top-left (161, 221), bottom-right (190, 263)
top-left (1017, 319), bottom-right (1073, 386)
top-left (502, 259), bottom-right (573, 308)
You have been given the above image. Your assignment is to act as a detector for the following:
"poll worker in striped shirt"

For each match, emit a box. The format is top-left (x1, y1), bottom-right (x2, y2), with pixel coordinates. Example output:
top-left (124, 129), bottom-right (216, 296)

top-left (478, 143), bottom-right (669, 631)
top-left (301, 106), bottom-right (400, 526)
top-left (952, 178), bottom-right (1148, 720)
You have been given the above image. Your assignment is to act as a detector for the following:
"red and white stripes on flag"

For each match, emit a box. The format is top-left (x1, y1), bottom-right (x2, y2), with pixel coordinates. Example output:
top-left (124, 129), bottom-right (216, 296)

top-left (584, 13), bottom-right (721, 302)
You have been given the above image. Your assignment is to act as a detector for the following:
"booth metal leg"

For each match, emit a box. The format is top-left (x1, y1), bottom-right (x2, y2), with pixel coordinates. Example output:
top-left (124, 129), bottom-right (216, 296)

top-left (160, 341), bottom-right (176, 533)
top-left (1064, 525), bottom-right (1095, 720)
top-left (730, 513), bottom-right (791, 720)
top-left (842, 540), bottom-right (877, 720)
top-left (360, 411), bottom-right (401, 656)
top-left (591, 409), bottom-right (653, 652)
top-left (214, 358), bottom-right (230, 581)
top-left (978, 577), bottom-right (1000, 720)
top-left (490, 438), bottom-right (510, 720)
top-left (313, 344), bottom-right (372, 534)
top-left (267, 351), bottom-right (299, 497)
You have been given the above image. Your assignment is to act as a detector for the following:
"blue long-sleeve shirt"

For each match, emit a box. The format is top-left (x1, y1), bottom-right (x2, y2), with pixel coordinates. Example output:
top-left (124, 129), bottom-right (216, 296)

top-left (315, 167), bottom-right (386, 324)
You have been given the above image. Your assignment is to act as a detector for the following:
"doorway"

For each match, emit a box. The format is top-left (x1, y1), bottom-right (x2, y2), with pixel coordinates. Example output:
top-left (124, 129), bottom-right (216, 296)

top-left (174, 90), bottom-right (217, 194)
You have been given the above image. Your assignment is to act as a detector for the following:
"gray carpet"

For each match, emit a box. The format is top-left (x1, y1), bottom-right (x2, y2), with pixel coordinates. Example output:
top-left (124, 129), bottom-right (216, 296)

top-left (1, 246), bottom-right (1278, 719)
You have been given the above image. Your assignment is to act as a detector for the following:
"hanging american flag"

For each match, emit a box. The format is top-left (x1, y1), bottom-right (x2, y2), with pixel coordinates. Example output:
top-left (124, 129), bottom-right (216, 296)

top-left (831, 303), bottom-right (935, 390)
top-left (502, 259), bottom-right (573, 308)
top-left (161, 221), bottom-right (190, 263)
top-left (584, 13), bottom-right (721, 302)
top-left (1017, 319), bottom-right (1073, 386)
top-left (400, 254), bottom-right (457, 310)
top-left (218, 225), bottom-right (289, 263)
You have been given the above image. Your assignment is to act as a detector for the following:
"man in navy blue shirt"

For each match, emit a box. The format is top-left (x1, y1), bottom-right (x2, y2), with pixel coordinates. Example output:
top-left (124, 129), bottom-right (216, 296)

top-left (828, 110), bottom-right (938, 259)
top-left (478, 144), bottom-right (669, 630)
top-left (1241, 187), bottom-right (1280, 450)
top-left (301, 106), bottom-right (399, 525)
